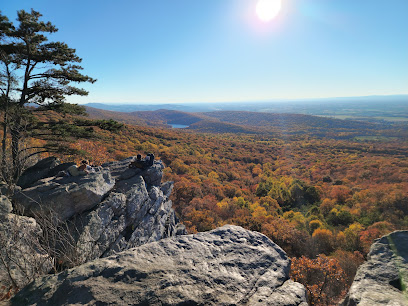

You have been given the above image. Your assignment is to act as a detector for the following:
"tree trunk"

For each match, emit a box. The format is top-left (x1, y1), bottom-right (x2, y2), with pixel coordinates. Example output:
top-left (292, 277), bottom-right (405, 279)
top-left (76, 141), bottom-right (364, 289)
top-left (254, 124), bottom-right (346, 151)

top-left (1, 111), bottom-right (7, 179)
top-left (11, 123), bottom-right (21, 182)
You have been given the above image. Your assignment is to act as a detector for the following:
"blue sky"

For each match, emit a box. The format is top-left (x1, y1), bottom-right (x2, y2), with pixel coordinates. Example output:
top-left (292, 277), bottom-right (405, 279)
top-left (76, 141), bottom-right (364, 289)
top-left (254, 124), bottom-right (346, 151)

top-left (2, 0), bottom-right (408, 104)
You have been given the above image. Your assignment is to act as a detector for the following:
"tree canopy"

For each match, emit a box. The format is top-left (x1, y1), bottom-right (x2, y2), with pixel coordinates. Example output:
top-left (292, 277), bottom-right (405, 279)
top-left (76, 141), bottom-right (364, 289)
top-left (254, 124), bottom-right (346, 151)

top-left (0, 9), bottom-right (96, 182)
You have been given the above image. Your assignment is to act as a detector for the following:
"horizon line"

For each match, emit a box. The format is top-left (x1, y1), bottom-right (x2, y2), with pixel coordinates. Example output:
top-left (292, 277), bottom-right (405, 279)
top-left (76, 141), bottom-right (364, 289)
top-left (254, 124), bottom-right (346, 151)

top-left (79, 94), bottom-right (408, 105)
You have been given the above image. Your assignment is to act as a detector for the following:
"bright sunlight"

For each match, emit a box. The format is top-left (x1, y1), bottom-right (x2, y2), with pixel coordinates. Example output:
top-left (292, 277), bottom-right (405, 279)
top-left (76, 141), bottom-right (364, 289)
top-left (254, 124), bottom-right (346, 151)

top-left (256, 0), bottom-right (282, 22)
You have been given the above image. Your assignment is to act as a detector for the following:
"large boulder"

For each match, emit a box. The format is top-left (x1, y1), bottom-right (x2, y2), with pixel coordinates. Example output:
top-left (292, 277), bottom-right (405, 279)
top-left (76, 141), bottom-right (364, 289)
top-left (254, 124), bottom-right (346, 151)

top-left (13, 170), bottom-right (115, 221)
top-left (73, 163), bottom-right (184, 264)
top-left (0, 198), bottom-right (52, 290)
top-left (9, 225), bottom-right (308, 306)
top-left (11, 157), bottom-right (185, 268)
top-left (17, 157), bottom-right (60, 189)
top-left (342, 231), bottom-right (408, 305)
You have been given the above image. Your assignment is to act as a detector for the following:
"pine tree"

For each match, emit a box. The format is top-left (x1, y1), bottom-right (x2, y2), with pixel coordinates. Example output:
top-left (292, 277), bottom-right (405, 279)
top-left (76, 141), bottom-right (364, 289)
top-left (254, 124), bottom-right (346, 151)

top-left (0, 9), bottom-right (96, 183)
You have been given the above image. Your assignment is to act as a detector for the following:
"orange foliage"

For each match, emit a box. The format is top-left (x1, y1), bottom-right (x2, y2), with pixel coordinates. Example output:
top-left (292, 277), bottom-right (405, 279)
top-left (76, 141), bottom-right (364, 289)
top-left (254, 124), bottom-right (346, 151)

top-left (312, 228), bottom-right (335, 255)
top-left (70, 140), bottom-right (111, 165)
top-left (330, 185), bottom-right (352, 204)
top-left (40, 113), bottom-right (408, 306)
top-left (291, 255), bottom-right (348, 305)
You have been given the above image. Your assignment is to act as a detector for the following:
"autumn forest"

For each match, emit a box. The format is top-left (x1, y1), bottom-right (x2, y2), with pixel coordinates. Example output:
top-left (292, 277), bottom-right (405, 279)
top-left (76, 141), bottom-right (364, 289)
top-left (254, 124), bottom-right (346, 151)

top-left (30, 107), bottom-right (407, 305)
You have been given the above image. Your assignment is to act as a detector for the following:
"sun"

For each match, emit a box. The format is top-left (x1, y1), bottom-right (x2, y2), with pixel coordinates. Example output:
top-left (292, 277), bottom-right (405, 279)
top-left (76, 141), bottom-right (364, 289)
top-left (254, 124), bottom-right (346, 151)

top-left (256, 0), bottom-right (282, 22)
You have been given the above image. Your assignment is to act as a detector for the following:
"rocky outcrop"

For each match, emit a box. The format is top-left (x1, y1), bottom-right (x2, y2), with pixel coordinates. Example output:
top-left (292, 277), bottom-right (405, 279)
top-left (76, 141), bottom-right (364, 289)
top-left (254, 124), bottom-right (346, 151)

top-left (73, 163), bottom-right (185, 263)
top-left (9, 157), bottom-right (185, 267)
top-left (342, 231), bottom-right (408, 305)
top-left (9, 225), bottom-right (308, 306)
top-left (0, 196), bottom-right (52, 289)
top-left (13, 169), bottom-right (115, 221)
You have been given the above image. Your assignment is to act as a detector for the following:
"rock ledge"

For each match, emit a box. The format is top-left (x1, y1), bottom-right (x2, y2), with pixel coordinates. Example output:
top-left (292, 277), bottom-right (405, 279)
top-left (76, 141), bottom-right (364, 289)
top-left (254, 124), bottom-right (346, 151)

top-left (10, 225), bottom-right (308, 306)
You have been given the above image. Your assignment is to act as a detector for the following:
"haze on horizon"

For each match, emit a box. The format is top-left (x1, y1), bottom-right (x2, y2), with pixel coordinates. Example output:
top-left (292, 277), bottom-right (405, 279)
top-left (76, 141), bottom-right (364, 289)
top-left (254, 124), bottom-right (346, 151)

top-left (2, 0), bottom-right (408, 104)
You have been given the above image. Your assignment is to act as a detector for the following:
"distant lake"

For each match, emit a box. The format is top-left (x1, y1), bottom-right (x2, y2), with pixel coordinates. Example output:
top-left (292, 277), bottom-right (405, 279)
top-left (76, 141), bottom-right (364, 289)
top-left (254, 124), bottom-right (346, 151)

top-left (170, 124), bottom-right (189, 129)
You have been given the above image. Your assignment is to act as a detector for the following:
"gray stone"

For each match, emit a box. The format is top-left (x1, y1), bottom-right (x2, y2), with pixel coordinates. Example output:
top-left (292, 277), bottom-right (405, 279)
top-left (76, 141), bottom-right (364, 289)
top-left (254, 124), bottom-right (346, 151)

top-left (74, 174), bottom-right (184, 263)
top-left (17, 157), bottom-right (60, 189)
top-left (74, 192), bottom-right (128, 263)
top-left (102, 156), bottom-right (136, 179)
top-left (0, 195), bottom-right (13, 214)
top-left (342, 231), bottom-right (408, 305)
top-left (0, 212), bottom-right (52, 290)
top-left (47, 162), bottom-right (76, 177)
top-left (13, 170), bottom-right (115, 221)
top-left (142, 162), bottom-right (164, 186)
top-left (1, 155), bottom-right (186, 298)
top-left (9, 225), bottom-right (308, 306)
top-left (103, 156), bottom-right (164, 187)
top-left (161, 181), bottom-right (174, 198)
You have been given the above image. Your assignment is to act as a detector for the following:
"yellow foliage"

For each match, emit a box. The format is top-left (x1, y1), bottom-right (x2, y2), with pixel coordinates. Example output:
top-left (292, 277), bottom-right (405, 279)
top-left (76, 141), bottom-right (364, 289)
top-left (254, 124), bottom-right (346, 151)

top-left (217, 199), bottom-right (229, 209)
top-left (309, 219), bottom-right (323, 233)
top-left (208, 171), bottom-right (219, 181)
top-left (283, 211), bottom-right (306, 229)
top-left (253, 206), bottom-right (268, 218)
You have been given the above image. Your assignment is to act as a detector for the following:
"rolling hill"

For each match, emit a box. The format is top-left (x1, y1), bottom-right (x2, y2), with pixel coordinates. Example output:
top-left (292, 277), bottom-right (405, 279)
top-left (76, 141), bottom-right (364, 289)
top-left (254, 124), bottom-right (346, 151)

top-left (84, 107), bottom-right (407, 139)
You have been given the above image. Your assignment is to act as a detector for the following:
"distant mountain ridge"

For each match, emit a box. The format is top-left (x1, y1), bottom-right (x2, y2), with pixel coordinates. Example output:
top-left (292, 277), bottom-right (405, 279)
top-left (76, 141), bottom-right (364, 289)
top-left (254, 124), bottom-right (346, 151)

top-left (83, 95), bottom-right (408, 126)
top-left (83, 95), bottom-right (408, 116)
top-left (84, 107), bottom-right (406, 139)
top-left (85, 103), bottom-right (200, 112)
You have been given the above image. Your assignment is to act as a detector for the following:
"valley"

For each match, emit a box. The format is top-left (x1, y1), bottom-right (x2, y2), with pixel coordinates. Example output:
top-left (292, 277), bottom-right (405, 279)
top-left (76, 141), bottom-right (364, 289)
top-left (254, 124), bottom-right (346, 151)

top-left (57, 106), bottom-right (408, 304)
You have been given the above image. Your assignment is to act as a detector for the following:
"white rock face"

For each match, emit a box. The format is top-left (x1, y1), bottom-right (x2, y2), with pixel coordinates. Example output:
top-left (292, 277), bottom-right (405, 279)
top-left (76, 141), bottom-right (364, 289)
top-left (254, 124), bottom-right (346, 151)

top-left (342, 231), bottom-right (408, 305)
top-left (10, 225), bottom-right (308, 306)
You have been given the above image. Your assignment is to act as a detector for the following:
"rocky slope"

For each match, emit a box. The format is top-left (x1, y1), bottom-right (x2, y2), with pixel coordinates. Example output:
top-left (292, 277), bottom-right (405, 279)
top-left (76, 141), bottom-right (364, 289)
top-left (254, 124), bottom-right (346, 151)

top-left (1, 156), bottom-right (186, 289)
top-left (9, 225), bottom-right (308, 306)
top-left (0, 196), bottom-right (52, 288)
top-left (342, 231), bottom-right (408, 305)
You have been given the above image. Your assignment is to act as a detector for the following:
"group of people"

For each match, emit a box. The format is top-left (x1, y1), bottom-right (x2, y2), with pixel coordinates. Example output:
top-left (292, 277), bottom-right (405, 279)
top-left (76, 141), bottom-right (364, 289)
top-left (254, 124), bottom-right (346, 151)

top-left (129, 153), bottom-right (155, 169)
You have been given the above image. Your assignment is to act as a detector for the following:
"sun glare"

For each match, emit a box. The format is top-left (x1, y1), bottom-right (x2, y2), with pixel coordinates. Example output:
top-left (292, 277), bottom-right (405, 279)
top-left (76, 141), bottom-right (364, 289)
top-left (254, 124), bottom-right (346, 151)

top-left (256, 0), bottom-right (282, 22)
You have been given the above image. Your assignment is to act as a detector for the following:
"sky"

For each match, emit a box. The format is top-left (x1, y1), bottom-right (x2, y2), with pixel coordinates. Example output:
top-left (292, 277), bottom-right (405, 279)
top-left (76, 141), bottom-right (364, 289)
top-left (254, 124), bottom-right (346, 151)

top-left (1, 0), bottom-right (408, 104)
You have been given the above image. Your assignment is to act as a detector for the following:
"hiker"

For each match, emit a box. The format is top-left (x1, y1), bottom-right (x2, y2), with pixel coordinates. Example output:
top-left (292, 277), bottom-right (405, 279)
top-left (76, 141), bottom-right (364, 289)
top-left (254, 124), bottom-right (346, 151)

top-left (129, 154), bottom-right (145, 169)
top-left (81, 160), bottom-right (95, 173)
top-left (129, 153), bottom-right (155, 169)
top-left (67, 162), bottom-right (89, 176)
top-left (147, 153), bottom-right (155, 166)
top-left (144, 153), bottom-right (155, 167)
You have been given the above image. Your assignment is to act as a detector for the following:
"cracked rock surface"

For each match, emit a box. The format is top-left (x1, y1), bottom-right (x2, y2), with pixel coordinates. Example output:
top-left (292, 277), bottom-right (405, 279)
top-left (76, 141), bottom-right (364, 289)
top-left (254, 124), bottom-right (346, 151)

top-left (9, 225), bottom-right (307, 306)
top-left (10, 157), bottom-right (186, 266)
top-left (342, 231), bottom-right (408, 305)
